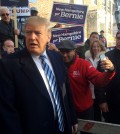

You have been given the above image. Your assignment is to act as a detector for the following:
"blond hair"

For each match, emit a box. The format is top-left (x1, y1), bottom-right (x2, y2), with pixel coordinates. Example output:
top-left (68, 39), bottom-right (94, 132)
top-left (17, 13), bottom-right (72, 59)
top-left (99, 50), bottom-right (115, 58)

top-left (24, 16), bottom-right (51, 33)
top-left (90, 40), bottom-right (106, 59)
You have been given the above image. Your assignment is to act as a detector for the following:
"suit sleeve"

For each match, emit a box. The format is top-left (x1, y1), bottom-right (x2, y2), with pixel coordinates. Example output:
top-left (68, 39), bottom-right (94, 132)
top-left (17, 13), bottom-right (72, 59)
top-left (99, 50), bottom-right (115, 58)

top-left (94, 61), bottom-right (107, 104)
top-left (0, 60), bottom-right (23, 134)
top-left (65, 76), bottom-right (78, 125)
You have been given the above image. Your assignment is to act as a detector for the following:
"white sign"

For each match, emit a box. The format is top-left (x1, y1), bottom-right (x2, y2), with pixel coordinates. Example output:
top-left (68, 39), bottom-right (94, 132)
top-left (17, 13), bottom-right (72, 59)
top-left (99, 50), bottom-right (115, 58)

top-left (9, 7), bottom-right (30, 16)
top-left (78, 119), bottom-right (120, 134)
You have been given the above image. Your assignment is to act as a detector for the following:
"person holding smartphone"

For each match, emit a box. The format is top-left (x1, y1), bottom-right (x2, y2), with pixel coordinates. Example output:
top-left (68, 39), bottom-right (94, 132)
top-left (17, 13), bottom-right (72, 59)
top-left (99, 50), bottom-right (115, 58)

top-left (85, 40), bottom-right (106, 121)
top-left (96, 31), bottom-right (120, 124)
top-left (58, 40), bottom-right (115, 134)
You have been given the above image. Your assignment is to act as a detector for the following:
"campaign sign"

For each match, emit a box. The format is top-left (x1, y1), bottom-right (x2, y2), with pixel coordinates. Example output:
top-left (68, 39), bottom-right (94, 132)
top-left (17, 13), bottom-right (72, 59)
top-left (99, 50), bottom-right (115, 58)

top-left (50, 2), bottom-right (88, 25)
top-left (17, 16), bottom-right (28, 24)
top-left (17, 16), bottom-right (29, 31)
top-left (1, 0), bottom-right (28, 7)
top-left (50, 26), bottom-right (84, 45)
top-left (9, 7), bottom-right (30, 16)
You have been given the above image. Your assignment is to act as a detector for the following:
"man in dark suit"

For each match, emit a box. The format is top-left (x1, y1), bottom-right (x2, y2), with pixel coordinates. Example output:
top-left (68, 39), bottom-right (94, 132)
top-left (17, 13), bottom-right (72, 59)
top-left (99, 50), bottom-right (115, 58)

top-left (0, 16), bottom-right (77, 134)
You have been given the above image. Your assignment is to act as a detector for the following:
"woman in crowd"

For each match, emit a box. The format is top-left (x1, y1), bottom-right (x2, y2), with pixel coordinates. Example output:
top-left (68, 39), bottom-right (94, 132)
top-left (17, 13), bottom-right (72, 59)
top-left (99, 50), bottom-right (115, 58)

top-left (85, 40), bottom-right (106, 121)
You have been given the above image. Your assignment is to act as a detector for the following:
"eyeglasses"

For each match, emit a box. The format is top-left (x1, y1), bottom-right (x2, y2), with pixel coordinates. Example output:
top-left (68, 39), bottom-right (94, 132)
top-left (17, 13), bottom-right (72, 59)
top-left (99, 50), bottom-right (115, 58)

top-left (1, 13), bottom-right (9, 17)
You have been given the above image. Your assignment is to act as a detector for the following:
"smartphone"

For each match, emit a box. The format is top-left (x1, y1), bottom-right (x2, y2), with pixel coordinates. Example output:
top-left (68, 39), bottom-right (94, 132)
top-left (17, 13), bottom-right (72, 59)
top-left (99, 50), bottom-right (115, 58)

top-left (99, 54), bottom-right (107, 72)
top-left (99, 54), bottom-right (106, 60)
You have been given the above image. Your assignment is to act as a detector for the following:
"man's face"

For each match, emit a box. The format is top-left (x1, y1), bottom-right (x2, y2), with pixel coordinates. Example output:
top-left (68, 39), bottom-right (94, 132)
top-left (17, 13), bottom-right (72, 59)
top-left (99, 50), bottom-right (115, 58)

top-left (60, 49), bottom-right (75, 63)
top-left (31, 11), bottom-right (38, 16)
top-left (3, 40), bottom-right (14, 54)
top-left (25, 24), bottom-right (51, 55)
top-left (116, 33), bottom-right (120, 50)
top-left (0, 9), bottom-right (11, 23)
top-left (100, 32), bottom-right (104, 36)
top-left (89, 34), bottom-right (99, 43)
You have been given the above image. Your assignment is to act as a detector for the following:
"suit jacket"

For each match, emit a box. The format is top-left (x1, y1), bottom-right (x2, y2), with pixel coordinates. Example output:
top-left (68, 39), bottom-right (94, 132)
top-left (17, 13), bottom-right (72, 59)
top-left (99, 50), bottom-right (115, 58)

top-left (0, 48), bottom-right (77, 134)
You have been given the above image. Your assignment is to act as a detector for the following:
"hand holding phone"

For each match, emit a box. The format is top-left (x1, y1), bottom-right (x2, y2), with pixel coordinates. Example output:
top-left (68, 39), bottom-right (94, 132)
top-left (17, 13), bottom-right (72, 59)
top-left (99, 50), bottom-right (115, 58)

top-left (99, 54), bottom-right (107, 72)
top-left (99, 54), bottom-right (106, 60)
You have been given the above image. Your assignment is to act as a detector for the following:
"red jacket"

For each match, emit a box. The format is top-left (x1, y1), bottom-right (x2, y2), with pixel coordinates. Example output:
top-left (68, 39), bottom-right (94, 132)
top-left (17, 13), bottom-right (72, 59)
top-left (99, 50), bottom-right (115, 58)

top-left (68, 55), bottom-right (115, 112)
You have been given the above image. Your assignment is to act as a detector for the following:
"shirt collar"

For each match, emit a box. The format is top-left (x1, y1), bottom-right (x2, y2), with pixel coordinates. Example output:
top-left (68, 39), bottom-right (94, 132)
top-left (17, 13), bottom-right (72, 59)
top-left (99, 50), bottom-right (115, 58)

top-left (31, 50), bottom-right (48, 60)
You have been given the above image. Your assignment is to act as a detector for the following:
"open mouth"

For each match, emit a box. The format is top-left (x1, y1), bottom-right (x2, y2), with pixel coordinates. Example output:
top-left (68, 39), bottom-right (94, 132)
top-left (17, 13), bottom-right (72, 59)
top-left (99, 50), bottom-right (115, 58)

top-left (29, 43), bottom-right (38, 47)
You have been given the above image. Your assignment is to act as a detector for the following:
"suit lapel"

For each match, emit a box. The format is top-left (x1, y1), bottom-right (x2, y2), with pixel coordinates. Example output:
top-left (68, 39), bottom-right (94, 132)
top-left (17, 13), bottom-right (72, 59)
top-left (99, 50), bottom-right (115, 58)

top-left (47, 51), bottom-right (60, 84)
top-left (47, 50), bottom-right (65, 84)
top-left (19, 49), bottom-right (51, 101)
top-left (46, 50), bottom-right (66, 95)
top-left (47, 51), bottom-right (68, 118)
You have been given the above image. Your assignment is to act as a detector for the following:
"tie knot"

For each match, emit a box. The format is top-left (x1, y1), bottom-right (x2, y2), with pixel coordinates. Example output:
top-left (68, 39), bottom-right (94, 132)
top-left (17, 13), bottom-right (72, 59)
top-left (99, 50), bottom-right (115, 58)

top-left (39, 55), bottom-right (46, 61)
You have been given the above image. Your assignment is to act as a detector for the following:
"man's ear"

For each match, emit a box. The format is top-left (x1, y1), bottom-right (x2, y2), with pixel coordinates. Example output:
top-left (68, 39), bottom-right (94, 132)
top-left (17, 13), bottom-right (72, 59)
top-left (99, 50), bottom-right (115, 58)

top-left (47, 32), bottom-right (52, 42)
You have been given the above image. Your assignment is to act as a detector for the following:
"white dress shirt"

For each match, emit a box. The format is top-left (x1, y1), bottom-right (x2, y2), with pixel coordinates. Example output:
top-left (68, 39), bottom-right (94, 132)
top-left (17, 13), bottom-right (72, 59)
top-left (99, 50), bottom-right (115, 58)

top-left (32, 50), bottom-right (57, 117)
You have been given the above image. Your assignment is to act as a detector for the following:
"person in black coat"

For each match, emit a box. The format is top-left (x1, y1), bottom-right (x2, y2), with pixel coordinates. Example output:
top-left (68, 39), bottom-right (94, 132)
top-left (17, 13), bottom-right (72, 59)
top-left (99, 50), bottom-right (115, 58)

top-left (96, 31), bottom-right (120, 124)
top-left (0, 16), bottom-right (78, 134)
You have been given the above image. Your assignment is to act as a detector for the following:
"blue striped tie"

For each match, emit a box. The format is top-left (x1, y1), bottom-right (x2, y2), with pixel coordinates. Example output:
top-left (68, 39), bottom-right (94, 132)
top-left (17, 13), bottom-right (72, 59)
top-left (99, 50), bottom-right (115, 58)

top-left (40, 55), bottom-right (64, 132)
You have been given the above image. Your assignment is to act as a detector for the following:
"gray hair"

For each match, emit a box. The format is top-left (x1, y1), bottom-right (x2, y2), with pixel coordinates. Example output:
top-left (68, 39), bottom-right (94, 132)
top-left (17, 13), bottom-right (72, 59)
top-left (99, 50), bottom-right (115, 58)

top-left (0, 7), bottom-right (9, 15)
top-left (24, 16), bottom-right (51, 33)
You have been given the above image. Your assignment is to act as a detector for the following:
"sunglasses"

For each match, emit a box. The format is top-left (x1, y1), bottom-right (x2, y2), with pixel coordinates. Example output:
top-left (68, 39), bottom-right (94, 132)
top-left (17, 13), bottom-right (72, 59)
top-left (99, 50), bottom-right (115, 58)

top-left (1, 13), bottom-right (9, 17)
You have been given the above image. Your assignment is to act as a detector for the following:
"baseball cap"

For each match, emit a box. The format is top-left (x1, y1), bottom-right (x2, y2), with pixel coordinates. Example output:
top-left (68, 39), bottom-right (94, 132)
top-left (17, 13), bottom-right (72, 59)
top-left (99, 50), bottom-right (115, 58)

top-left (58, 40), bottom-right (75, 50)
top-left (30, 7), bottom-right (38, 13)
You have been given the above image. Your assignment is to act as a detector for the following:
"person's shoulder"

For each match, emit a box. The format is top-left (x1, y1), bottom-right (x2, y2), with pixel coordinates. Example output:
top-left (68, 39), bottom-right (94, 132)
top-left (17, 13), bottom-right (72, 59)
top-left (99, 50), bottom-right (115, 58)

top-left (85, 50), bottom-right (91, 59)
top-left (2, 48), bottom-right (28, 60)
top-left (76, 57), bottom-right (94, 71)
top-left (84, 39), bottom-right (90, 43)
top-left (105, 49), bottom-right (116, 62)
top-left (0, 20), bottom-right (4, 25)
top-left (99, 34), bottom-right (102, 37)
top-left (105, 49), bottom-right (115, 56)
top-left (76, 45), bottom-right (86, 59)
top-left (47, 49), bottom-right (62, 58)
top-left (76, 55), bottom-right (89, 64)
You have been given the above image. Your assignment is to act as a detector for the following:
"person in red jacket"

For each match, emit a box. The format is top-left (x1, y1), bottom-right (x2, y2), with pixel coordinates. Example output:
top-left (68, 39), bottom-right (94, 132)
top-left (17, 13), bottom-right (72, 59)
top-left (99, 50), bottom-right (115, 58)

top-left (57, 40), bottom-right (115, 134)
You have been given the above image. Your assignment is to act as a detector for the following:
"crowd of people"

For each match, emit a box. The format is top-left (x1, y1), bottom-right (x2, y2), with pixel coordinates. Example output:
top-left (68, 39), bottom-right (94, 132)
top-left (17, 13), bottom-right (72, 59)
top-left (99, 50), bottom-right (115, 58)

top-left (0, 6), bottom-right (39, 57)
top-left (0, 6), bottom-right (119, 134)
top-left (0, 7), bottom-right (20, 54)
